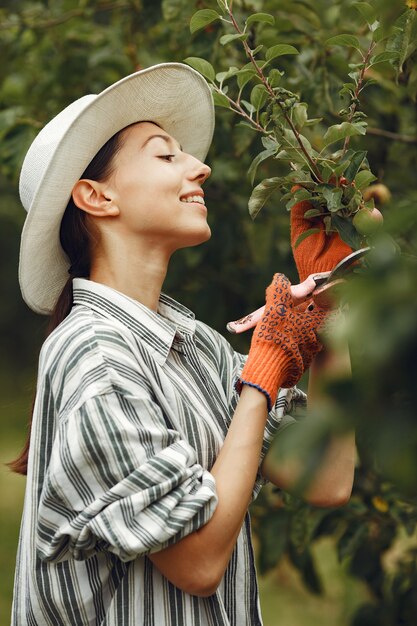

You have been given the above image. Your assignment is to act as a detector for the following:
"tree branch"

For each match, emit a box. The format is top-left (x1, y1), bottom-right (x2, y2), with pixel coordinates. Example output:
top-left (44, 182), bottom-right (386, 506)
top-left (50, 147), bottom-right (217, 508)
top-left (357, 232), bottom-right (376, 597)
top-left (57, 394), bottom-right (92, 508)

top-left (227, 6), bottom-right (322, 181)
top-left (366, 127), bottom-right (417, 144)
top-left (342, 40), bottom-right (376, 156)
top-left (0, 2), bottom-right (130, 31)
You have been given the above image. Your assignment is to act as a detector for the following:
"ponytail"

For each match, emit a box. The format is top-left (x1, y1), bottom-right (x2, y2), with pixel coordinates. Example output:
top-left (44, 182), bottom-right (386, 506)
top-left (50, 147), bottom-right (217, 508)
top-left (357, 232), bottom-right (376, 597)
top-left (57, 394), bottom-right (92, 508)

top-left (8, 126), bottom-right (126, 475)
top-left (7, 205), bottom-right (88, 476)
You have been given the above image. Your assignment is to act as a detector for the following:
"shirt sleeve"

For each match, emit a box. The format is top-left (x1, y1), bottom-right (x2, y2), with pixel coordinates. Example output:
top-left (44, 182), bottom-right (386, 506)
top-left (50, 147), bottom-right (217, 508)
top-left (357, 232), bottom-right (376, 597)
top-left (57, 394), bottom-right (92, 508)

top-left (36, 391), bottom-right (218, 563)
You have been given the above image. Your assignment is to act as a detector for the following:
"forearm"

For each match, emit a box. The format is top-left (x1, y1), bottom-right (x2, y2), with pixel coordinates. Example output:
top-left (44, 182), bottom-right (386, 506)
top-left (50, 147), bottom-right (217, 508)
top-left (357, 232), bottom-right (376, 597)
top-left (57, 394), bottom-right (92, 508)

top-left (149, 385), bottom-right (268, 596)
top-left (304, 338), bottom-right (356, 504)
top-left (262, 338), bottom-right (356, 507)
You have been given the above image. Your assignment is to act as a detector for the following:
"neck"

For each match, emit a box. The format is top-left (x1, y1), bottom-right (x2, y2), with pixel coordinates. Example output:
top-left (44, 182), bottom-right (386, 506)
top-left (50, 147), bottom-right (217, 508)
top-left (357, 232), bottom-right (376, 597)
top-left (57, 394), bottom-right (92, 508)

top-left (89, 240), bottom-right (170, 312)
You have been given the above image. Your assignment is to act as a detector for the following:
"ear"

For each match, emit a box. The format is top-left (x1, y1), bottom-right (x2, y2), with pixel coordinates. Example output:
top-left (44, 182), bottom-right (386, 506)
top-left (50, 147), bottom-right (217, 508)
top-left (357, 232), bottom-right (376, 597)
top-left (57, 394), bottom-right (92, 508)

top-left (71, 179), bottom-right (120, 217)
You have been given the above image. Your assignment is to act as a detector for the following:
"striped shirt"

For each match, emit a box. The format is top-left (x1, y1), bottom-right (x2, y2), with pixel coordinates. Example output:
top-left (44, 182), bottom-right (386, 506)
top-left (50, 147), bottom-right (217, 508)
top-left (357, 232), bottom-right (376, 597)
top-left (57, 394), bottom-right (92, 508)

top-left (12, 278), bottom-right (306, 626)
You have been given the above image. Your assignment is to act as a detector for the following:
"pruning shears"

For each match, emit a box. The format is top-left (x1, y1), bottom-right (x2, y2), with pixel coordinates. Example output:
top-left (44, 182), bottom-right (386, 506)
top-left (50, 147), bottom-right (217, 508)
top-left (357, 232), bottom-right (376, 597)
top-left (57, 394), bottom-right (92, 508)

top-left (226, 247), bottom-right (371, 334)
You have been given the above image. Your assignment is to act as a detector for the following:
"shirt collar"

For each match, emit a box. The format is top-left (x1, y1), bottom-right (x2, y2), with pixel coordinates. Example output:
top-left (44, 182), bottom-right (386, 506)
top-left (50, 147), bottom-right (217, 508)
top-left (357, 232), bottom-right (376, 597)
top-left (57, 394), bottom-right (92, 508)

top-left (72, 278), bottom-right (196, 365)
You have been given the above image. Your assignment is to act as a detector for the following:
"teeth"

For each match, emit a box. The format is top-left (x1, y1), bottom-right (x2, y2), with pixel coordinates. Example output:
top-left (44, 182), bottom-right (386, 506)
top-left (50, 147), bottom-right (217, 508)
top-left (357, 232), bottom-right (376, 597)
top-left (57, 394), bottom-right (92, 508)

top-left (181, 195), bottom-right (205, 205)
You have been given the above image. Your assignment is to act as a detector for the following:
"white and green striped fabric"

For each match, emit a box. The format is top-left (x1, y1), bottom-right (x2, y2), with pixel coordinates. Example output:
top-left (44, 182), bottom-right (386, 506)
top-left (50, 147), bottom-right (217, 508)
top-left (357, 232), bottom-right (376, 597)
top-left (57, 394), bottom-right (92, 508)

top-left (12, 278), bottom-right (306, 626)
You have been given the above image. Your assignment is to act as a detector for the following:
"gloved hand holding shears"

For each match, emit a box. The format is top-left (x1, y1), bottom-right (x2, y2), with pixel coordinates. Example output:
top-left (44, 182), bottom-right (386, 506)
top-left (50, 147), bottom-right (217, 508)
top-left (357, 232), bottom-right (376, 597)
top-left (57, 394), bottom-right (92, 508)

top-left (228, 186), bottom-right (370, 334)
top-left (236, 273), bottom-right (327, 410)
top-left (227, 248), bottom-right (370, 333)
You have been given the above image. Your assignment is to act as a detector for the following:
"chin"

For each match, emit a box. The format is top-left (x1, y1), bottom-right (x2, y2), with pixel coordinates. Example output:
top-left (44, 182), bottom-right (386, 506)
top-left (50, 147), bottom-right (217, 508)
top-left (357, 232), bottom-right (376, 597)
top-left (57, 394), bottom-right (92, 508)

top-left (186, 225), bottom-right (211, 247)
top-left (201, 224), bottom-right (211, 242)
top-left (172, 222), bottom-right (211, 251)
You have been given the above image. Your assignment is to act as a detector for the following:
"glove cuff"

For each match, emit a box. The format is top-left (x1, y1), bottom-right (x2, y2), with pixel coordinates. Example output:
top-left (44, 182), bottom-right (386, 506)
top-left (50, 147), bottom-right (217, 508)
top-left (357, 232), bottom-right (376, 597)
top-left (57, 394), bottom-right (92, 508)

top-left (236, 343), bottom-right (301, 411)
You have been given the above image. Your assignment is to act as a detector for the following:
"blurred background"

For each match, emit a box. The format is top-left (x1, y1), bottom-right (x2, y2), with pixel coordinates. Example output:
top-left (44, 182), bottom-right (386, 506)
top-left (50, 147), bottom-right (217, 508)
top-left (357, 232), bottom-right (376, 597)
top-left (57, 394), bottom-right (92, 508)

top-left (1, 1), bottom-right (416, 624)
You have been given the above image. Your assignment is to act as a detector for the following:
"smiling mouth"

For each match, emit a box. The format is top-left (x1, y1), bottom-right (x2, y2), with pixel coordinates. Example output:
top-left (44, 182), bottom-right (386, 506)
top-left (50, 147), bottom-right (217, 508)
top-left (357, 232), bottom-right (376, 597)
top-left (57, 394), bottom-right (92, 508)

top-left (180, 195), bottom-right (206, 206)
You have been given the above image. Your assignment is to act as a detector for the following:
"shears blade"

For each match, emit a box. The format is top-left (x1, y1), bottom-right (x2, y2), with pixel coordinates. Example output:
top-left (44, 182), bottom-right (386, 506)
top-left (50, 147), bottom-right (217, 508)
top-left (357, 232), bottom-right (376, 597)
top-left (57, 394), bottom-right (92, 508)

top-left (312, 246), bottom-right (371, 288)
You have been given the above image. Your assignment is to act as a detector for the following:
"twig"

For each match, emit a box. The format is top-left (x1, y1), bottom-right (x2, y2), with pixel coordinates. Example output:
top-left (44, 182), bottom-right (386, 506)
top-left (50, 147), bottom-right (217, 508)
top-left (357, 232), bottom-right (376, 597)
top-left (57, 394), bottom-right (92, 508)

top-left (212, 85), bottom-right (268, 133)
top-left (342, 39), bottom-right (376, 155)
top-left (0, 2), bottom-right (130, 31)
top-left (367, 127), bottom-right (417, 144)
top-left (227, 6), bottom-right (322, 182)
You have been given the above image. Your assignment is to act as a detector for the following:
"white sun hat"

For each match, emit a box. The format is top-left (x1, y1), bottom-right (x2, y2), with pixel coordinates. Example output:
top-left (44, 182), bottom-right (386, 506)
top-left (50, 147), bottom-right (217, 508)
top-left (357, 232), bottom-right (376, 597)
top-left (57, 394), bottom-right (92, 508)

top-left (18, 62), bottom-right (215, 315)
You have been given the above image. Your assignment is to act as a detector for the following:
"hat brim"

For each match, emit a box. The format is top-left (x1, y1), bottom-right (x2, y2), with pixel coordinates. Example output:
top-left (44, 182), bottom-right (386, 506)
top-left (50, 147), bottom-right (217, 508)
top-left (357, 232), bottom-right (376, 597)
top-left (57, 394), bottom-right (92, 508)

top-left (19, 63), bottom-right (214, 315)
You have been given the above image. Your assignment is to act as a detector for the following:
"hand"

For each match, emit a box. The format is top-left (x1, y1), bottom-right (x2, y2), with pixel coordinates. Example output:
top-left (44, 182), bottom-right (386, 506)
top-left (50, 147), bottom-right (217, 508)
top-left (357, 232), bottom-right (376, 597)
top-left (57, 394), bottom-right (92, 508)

top-left (227, 272), bottom-right (330, 334)
top-left (237, 274), bottom-right (326, 410)
top-left (291, 185), bottom-right (352, 282)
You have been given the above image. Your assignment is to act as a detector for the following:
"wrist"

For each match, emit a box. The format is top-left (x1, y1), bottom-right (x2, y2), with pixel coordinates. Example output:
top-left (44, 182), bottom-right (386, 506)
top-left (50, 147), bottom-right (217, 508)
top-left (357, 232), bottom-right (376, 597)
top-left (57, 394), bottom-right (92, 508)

top-left (239, 384), bottom-right (269, 411)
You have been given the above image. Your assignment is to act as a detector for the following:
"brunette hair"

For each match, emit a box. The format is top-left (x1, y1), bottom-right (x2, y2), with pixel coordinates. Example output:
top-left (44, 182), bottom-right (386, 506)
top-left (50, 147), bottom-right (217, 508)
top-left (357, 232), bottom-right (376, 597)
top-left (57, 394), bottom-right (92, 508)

top-left (9, 128), bottom-right (126, 475)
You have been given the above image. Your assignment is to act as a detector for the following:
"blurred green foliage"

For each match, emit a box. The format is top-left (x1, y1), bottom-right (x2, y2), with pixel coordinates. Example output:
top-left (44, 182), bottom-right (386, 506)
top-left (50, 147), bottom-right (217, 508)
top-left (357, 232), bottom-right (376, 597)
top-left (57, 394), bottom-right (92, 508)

top-left (1, 1), bottom-right (417, 625)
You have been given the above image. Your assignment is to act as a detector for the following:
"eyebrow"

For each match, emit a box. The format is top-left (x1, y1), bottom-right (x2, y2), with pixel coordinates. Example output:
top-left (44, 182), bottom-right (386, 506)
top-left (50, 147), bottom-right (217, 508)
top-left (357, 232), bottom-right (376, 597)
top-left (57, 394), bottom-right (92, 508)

top-left (141, 134), bottom-right (183, 151)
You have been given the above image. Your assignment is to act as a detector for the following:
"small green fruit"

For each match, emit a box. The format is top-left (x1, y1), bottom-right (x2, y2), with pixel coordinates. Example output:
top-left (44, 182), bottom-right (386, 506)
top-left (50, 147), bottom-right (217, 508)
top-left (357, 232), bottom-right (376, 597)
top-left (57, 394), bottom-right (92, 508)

top-left (353, 208), bottom-right (383, 235)
top-left (363, 184), bottom-right (391, 205)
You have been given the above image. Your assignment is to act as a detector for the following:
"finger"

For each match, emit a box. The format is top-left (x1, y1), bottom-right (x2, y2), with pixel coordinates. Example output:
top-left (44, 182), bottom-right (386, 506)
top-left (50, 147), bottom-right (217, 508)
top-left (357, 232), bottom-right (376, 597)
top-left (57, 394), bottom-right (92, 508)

top-left (226, 274), bottom-right (330, 334)
top-left (290, 272), bottom-right (330, 304)
top-left (226, 305), bottom-right (265, 334)
top-left (312, 278), bottom-right (346, 310)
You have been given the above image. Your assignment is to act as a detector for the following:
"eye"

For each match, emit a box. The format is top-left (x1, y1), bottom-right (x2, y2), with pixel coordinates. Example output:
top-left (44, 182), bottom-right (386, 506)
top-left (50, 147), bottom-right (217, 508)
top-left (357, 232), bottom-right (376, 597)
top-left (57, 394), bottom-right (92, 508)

top-left (159, 154), bottom-right (176, 162)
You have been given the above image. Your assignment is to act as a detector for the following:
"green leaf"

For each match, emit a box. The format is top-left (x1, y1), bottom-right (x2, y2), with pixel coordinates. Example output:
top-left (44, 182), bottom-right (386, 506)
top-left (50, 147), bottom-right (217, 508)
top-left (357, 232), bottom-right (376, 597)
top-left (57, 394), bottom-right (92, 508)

top-left (220, 33), bottom-right (248, 45)
top-left (343, 150), bottom-right (367, 181)
top-left (333, 160), bottom-right (349, 176)
top-left (370, 51), bottom-right (400, 66)
top-left (257, 509), bottom-right (290, 574)
top-left (352, 121), bottom-right (367, 135)
top-left (268, 68), bottom-right (283, 88)
top-left (325, 34), bottom-right (362, 52)
top-left (304, 117), bottom-right (323, 127)
top-left (355, 169), bottom-right (377, 190)
top-left (299, 549), bottom-right (323, 595)
top-left (286, 188), bottom-right (313, 210)
top-left (320, 164), bottom-right (333, 183)
top-left (262, 135), bottom-right (277, 150)
top-left (211, 91), bottom-right (230, 108)
top-left (288, 171), bottom-right (314, 186)
top-left (372, 25), bottom-right (385, 43)
top-left (337, 522), bottom-right (367, 562)
top-left (248, 177), bottom-right (284, 219)
top-left (265, 44), bottom-right (299, 61)
top-left (246, 12), bottom-right (275, 27)
top-left (304, 208), bottom-right (323, 218)
top-left (292, 103), bottom-right (308, 130)
top-left (294, 228), bottom-right (321, 248)
top-left (364, 198), bottom-right (375, 210)
top-left (386, 10), bottom-right (416, 74)
top-left (216, 66), bottom-right (239, 83)
top-left (353, 2), bottom-right (376, 25)
top-left (323, 122), bottom-right (366, 148)
top-left (250, 84), bottom-right (268, 111)
top-left (339, 82), bottom-right (358, 97)
top-left (322, 187), bottom-right (343, 212)
top-left (241, 100), bottom-right (256, 115)
top-left (251, 45), bottom-right (264, 56)
top-left (331, 214), bottom-right (362, 249)
top-left (282, 128), bottom-right (317, 159)
top-left (183, 57), bottom-right (215, 81)
top-left (189, 9), bottom-right (220, 34)
top-left (247, 146), bottom-right (277, 186)
top-left (237, 68), bottom-right (257, 89)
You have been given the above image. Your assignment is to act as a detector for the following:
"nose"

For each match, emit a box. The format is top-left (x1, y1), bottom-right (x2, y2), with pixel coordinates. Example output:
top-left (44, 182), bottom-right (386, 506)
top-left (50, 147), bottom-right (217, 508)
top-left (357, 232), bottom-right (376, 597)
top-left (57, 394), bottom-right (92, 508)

top-left (189, 156), bottom-right (211, 184)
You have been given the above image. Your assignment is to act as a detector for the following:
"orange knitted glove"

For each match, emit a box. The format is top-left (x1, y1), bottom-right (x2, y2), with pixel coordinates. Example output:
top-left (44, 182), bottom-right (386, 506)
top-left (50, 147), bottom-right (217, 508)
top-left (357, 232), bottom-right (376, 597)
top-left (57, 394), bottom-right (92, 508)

top-left (291, 185), bottom-right (352, 282)
top-left (237, 274), bottom-right (326, 410)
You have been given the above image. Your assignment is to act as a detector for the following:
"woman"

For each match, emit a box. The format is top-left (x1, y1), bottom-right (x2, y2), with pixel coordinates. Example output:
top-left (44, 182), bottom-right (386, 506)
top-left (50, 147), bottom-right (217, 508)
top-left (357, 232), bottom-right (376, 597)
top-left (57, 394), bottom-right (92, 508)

top-left (11, 63), bottom-right (355, 625)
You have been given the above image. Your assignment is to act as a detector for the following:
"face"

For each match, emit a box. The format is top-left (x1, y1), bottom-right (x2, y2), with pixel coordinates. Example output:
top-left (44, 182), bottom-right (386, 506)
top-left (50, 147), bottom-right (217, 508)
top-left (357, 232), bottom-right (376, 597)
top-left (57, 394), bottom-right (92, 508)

top-left (102, 122), bottom-right (212, 253)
